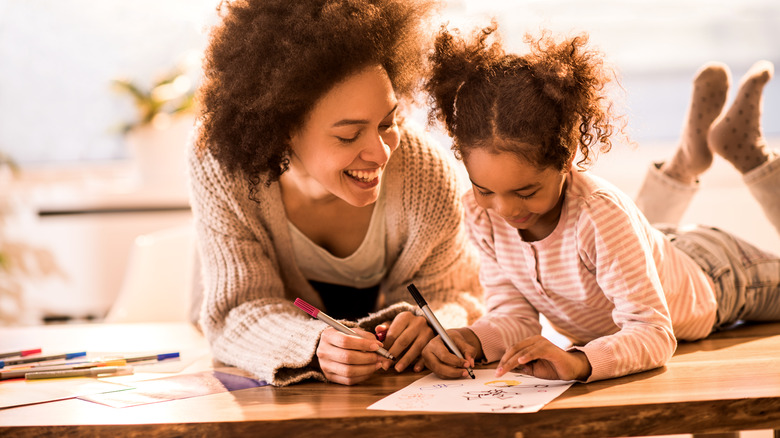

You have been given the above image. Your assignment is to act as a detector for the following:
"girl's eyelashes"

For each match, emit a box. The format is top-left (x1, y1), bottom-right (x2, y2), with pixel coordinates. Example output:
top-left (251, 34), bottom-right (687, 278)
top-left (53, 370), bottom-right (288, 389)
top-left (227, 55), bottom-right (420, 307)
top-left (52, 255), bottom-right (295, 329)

top-left (474, 188), bottom-right (492, 197)
top-left (474, 187), bottom-right (536, 199)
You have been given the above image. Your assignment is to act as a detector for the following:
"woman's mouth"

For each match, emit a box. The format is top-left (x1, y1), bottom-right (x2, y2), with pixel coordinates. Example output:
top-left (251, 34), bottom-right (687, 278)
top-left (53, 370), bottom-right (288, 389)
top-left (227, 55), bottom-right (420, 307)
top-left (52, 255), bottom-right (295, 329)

top-left (344, 168), bottom-right (382, 185)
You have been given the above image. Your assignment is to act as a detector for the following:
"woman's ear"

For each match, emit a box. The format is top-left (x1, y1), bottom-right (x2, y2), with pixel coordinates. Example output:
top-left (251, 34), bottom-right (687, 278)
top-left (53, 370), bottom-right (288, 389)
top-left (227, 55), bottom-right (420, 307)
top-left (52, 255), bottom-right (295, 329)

top-left (563, 153), bottom-right (576, 173)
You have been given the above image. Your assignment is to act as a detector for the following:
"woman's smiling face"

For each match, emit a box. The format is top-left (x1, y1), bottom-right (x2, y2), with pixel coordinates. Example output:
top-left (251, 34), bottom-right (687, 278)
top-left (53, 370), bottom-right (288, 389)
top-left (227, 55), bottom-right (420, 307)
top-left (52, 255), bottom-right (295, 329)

top-left (287, 64), bottom-right (400, 207)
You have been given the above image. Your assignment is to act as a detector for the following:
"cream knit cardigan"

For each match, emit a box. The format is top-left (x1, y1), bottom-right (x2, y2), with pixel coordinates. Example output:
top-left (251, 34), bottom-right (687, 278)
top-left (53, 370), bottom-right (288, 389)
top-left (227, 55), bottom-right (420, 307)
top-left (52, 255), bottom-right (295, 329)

top-left (188, 126), bottom-right (484, 386)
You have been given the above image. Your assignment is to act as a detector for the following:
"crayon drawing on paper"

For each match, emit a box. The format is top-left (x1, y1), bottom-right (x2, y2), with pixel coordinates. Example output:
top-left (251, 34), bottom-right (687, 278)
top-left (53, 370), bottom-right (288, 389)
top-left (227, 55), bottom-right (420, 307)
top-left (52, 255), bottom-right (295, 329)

top-left (368, 369), bottom-right (574, 413)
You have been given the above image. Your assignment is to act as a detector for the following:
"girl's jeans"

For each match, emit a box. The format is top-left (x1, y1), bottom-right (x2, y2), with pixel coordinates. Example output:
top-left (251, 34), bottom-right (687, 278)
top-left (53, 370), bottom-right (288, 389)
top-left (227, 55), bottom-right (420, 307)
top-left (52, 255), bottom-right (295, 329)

top-left (635, 157), bottom-right (780, 329)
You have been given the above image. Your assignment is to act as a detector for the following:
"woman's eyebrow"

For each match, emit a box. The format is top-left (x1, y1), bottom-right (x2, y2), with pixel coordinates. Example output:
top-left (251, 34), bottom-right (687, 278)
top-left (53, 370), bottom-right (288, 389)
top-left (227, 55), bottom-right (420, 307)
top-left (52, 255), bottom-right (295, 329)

top-left (331, 104), bottom-right (398, 128)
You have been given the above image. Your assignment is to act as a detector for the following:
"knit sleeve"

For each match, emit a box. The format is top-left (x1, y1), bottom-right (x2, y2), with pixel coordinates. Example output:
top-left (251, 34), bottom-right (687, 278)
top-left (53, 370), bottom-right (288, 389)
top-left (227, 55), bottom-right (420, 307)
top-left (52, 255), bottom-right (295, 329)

top-left (375, 126), bottom-right (484, 331)
top-left (188, 147), bottom-right (327, 386)
top-left (571, 190), bottom-right (677, 382)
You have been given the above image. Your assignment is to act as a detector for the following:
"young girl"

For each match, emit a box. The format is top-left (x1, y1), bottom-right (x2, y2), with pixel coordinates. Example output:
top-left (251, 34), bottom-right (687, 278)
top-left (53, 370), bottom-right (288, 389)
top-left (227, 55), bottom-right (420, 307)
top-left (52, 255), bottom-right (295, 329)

top-left (421, 24), bottom-right (780, 382)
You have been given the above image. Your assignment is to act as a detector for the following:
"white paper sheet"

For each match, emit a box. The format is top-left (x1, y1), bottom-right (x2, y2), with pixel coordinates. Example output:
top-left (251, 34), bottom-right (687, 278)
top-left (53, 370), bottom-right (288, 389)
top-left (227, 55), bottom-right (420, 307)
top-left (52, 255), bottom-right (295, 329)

top-left (368, 369), bottom-right (574, 413)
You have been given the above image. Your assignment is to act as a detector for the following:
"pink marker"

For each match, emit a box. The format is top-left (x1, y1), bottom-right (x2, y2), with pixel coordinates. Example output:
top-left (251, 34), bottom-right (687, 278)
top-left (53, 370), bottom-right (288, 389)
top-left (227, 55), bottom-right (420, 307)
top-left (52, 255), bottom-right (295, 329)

top-left (294, 298), bottom-right (395, 361)
top-left (0, 348), bottom-right (42, 359)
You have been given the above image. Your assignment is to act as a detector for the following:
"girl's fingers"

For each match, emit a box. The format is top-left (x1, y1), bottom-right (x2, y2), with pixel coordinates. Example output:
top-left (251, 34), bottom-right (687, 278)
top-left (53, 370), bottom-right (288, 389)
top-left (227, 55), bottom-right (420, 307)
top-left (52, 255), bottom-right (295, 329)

top-left (422, 337), bottom-right (465, 379)
top-left (496, 351), bottom-right (523, 376)
top-left (496, 336), bottom-right (551, 375)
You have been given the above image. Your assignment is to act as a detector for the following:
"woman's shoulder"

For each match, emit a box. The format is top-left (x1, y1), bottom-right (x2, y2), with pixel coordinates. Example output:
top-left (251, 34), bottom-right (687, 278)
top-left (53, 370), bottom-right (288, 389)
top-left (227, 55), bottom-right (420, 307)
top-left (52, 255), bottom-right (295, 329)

top-left (393, 122), bottom-right (463, 193)
top-left (383, 122), bottom-right (465, 224)
top-left (188, 140), bottom-right (280, 222)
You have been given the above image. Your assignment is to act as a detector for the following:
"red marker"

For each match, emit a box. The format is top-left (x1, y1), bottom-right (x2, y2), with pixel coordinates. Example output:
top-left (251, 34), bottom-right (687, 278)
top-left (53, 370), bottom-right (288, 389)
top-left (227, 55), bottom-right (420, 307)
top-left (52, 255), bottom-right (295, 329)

top-left (294, 298), bottom-right (395, 361)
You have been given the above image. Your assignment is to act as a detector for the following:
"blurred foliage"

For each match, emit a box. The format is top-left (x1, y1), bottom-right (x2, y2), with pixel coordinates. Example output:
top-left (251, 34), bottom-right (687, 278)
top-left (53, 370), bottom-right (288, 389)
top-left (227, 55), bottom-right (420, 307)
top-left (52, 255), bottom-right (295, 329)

top-left (113, 66), bottom-right (197, 134)
top-left (0, 150), bottom-right (62, 324)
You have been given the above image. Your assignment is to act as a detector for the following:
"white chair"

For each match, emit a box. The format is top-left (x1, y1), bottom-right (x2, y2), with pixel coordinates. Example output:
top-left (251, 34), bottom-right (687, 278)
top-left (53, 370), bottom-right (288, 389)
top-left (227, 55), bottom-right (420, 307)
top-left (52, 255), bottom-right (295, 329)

top-left (104, 222), bottom-right (195, 323)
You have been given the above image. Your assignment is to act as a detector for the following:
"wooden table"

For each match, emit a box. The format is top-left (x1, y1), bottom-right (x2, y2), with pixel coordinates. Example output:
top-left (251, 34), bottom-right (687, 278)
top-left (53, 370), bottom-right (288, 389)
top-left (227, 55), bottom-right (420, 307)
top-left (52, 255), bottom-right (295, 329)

top-left (1, 321), bottom-right (779, 437)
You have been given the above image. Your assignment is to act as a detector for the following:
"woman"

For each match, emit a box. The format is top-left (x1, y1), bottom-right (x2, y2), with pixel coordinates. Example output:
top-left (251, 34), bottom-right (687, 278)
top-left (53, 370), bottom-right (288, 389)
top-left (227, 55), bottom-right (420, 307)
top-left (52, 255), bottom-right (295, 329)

top-left (189, 0), bottom-right (483, 386)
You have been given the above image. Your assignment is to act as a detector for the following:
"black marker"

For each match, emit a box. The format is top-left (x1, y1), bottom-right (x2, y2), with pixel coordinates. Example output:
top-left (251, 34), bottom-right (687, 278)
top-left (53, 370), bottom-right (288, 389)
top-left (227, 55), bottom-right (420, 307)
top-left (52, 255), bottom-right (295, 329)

top-left (407, 283), bottom-right (475, 379)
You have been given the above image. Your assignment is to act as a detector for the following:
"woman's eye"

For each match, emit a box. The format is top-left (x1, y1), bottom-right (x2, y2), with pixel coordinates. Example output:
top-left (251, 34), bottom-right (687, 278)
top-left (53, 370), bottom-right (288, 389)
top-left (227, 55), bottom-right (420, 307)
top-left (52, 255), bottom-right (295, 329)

top-left (516, 192), bottom-right (535, 200)
top-left (379, 121), bottom-right (397, 131)
top-left (475, 189), bottom-right (491, 197)
top-left (336, 133), bottom-right (360, 143)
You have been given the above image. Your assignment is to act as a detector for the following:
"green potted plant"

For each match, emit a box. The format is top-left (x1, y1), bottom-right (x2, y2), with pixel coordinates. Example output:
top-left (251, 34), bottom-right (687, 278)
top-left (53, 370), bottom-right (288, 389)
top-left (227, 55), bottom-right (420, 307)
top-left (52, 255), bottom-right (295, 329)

top-left (112, 68), bottom-right (197, 134)
top-left (112, 59), bottom-right (199, 189)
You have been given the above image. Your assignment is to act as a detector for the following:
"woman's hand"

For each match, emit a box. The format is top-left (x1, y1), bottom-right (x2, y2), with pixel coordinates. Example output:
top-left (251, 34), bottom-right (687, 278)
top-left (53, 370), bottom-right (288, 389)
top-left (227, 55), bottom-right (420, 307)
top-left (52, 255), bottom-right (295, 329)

top-left (421, 327), bottom-right (482, 379)
top-left (495, 335), bottom-right (592, 381)
top-left (316, 327), bottom-right (386, 385)
top-left (375, 311), bottom-right (435, 373)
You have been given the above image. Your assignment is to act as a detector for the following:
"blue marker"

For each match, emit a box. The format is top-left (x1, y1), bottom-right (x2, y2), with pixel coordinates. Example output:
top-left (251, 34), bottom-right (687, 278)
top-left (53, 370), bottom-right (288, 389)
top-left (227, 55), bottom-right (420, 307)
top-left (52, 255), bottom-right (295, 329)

top-left (0, 351), bottom-right (86, 368)
top-left (122, 352), bottom-right (180, 363)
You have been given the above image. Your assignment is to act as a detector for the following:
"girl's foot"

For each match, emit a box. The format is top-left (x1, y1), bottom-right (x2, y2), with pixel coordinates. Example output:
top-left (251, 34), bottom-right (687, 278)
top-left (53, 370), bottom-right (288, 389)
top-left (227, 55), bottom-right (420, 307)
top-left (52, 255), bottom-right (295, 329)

top-left (709, 60), bottom-right (775, 174)
top-left (661, 62), bottom-right (730, 184)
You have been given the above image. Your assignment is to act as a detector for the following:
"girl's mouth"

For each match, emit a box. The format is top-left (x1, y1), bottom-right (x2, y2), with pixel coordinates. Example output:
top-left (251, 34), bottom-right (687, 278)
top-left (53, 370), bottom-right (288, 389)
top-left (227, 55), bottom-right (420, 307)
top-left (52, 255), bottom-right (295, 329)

top-left (507, 213), bottom-right (532, 225)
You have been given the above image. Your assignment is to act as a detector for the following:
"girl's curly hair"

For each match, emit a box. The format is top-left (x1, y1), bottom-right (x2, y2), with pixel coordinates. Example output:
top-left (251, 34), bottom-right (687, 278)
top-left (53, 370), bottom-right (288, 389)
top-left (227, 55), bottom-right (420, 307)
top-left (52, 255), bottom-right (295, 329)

top-left (425, 23), bottom-right (626, 171)
top-left (197, 0), bottom-right (437, 189)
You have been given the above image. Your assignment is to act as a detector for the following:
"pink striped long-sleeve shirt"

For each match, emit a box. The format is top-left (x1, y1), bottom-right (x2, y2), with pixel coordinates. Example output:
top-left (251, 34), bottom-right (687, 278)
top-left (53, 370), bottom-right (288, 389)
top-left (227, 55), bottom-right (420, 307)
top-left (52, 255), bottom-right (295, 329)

top-left (466, 170), bottom-right (717, 381)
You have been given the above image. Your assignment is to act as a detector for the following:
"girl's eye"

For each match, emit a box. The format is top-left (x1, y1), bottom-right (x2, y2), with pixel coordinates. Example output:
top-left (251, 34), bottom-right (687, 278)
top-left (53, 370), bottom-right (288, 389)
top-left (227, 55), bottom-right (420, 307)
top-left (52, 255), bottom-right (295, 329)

top-left (475, 188), bottom-right (491, 197)
top-left (516, 191), bottom-right (536, 200)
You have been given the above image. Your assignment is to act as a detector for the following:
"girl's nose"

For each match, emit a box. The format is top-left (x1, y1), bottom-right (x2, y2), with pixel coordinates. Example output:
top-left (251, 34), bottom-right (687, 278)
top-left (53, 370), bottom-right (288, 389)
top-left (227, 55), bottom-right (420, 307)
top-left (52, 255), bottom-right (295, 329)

top-left (495, 197), bottom-right (522, 219)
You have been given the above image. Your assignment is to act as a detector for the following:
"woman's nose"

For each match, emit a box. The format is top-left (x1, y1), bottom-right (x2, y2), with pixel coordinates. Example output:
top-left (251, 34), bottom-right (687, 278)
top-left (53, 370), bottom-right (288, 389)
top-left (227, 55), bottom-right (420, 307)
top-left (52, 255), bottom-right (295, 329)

top-left (360, 132), bottom-right (392, 163)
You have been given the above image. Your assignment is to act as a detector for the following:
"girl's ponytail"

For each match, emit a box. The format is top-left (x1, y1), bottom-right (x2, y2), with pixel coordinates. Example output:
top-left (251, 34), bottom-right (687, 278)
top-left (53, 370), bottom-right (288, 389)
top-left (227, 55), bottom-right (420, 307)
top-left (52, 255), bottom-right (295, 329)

top-left (425, 23), bottom-right (502, 138)
top-left (426, 23), bottom-right (624, 170)
top-left (525, 32), bottom-right (620, 166)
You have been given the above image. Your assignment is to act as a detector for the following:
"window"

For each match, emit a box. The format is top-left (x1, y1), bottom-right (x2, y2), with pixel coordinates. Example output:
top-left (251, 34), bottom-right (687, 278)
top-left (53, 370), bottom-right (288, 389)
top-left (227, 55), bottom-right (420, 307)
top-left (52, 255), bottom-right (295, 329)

top-left (1, 0), bottom-right (777, 165)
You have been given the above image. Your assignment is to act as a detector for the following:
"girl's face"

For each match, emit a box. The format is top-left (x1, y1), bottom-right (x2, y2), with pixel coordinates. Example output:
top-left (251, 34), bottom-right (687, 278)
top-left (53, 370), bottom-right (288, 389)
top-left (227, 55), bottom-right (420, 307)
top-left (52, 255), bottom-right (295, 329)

top-left (463, 147), bottom-right (569, 240)
top-left (287, 64), bottom-right (400, 207)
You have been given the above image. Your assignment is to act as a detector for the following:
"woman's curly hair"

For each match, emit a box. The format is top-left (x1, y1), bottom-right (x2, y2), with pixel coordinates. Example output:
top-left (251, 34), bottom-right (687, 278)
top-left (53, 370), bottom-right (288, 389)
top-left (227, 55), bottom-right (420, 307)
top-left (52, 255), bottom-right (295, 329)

top-left (197, 0), bottom-right (437, 188)
top-left (425, 23), bottom-right (626, 171)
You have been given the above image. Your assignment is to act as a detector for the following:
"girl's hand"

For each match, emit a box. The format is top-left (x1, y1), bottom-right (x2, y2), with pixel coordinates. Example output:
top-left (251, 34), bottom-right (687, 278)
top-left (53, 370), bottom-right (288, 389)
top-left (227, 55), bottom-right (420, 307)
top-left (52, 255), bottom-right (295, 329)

top-left (377, 311), bottom-right (435, 373)
top-left (316, 327), bottom-right (385, 385)
top-left (495, 335), bottom-right (592, 381)
top-left (421, 328), bottom-right (482, 379)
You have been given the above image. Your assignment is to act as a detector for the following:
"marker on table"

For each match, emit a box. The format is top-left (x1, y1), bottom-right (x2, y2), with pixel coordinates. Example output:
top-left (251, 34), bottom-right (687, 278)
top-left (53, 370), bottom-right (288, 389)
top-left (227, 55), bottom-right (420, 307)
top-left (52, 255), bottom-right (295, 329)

top-left (0, 360), bottom-right (127, 381)
top-left (407, 283), bottom-right (475, 379)
top-left (0, 348), bottom-right (42, 359)
top-left (121, 352), bottom-right (180, 363)
top-left (25, 365), bottom-right (134, 380)
top-left (294, 298), bottom-right (396, 361)
top-left (0, 352), bottom-right (86, 369)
